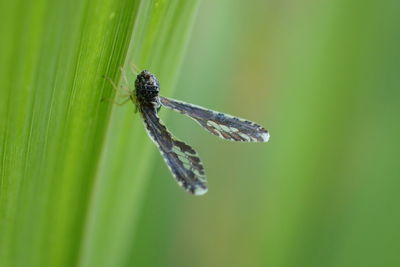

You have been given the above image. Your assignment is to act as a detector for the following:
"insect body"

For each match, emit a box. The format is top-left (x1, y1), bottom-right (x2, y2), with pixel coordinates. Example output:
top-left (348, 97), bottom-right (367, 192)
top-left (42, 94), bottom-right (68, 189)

top-left (130, 70), bottom-right (269, 195)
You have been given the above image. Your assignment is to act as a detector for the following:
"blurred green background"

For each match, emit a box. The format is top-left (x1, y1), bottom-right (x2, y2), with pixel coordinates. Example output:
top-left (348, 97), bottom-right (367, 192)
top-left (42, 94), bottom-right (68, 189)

top-left (1, 0), bottom-right (400, 266)
top-left (133, 0), bottom-right (400, 266)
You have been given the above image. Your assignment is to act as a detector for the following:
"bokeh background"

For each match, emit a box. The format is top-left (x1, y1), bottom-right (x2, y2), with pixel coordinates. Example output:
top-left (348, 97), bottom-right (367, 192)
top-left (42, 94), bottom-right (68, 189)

top-left (1, 0), bottom-right (399, 266)
top-left (132, 0), bottom-right (400, 266)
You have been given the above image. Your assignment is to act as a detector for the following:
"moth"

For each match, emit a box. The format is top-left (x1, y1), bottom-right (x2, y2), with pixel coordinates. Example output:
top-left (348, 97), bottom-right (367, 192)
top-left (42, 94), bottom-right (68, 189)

top-left (114, 70), bottom-right (269, 195)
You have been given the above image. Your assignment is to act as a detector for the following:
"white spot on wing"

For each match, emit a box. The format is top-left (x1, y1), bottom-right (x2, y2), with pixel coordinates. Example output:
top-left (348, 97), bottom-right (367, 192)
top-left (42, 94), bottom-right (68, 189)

top-left (239, 132), bottom-right (252, 142)
top-left (207, 120), bottom-right (220, 129)
top-left (194, 186), bottom-right (208, 196)
top-left (261, 131), bottom-right (270, 142)
top-left (220, 124), bottom-right (230, 132)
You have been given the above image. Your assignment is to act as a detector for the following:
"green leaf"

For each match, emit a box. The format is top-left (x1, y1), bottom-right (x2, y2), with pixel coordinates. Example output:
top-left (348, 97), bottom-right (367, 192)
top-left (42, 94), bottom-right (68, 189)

top-left (0, 0), bottom-right (199, 266)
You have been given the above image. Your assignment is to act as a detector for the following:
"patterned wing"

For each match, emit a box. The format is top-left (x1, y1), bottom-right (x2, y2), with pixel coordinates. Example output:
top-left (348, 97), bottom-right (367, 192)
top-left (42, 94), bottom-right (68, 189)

top-left (139, 102), bottom-right (207, 195)
top-left (159, 96), bottom-right (269, 142)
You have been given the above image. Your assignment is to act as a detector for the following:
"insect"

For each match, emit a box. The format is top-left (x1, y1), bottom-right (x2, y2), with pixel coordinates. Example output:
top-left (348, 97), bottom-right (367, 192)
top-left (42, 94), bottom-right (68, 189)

top-left (111, 69), bottom-right (269, 195)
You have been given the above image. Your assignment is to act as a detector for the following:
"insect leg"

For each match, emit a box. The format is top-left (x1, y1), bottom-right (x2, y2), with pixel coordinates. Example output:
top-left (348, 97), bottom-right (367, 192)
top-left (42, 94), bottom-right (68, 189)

top-left (103, 74), bottom-right (131, 95)
top-left (129, 63), bottom-right (140, 75)
top-left (120, 67), bottom-right (130, 87)
top-left (101, 97), bottom-right (131, 106)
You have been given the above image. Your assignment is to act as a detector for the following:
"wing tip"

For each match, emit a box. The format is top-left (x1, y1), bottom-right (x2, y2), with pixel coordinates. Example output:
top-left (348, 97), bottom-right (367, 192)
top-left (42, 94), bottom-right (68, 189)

top-left (193, 185), bottom-right (208, 196)
top-left (261, 131), bottom-right (270, 142)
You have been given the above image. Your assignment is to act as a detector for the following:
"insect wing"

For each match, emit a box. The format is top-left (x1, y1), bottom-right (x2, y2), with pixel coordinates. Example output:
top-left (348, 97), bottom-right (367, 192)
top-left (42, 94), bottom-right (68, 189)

top-left (159, 96), bottom-right (269, 142)
top-left (139, 103), bottom-right (208, 195)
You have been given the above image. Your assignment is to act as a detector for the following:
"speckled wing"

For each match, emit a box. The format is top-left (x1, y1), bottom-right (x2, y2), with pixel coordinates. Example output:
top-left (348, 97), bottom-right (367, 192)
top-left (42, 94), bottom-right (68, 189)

top-left (139, 102), bottom-right (207, 195)
top-left (159, 96), bottom-right (270, 142)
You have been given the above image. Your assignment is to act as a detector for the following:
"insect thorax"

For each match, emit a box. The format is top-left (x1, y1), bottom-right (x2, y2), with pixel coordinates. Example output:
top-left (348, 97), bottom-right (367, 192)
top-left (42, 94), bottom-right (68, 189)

top-left (135, 70), bottom-right (160, 103)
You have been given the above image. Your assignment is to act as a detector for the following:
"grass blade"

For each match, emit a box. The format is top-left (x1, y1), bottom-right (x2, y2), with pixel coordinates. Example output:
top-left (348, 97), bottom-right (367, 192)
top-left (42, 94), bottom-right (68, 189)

top-left (0, 0), bottom-right (199, 266)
